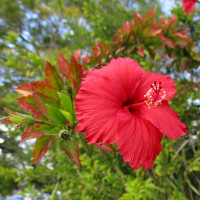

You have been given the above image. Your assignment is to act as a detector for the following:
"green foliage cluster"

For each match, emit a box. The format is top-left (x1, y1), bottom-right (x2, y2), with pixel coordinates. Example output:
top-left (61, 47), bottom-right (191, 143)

top-left (0, 0), bottom-right (200, 200)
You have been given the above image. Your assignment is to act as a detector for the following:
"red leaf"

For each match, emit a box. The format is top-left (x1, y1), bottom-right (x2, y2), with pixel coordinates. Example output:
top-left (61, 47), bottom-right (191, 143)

top-left (31, 135), bottom-right (56, 164)
top-left (95, 143), bottom-right (115, 152)
top-left (45, 61), bottom-right (64, 90)
top-left (60, 139), bottom-right (81, 167)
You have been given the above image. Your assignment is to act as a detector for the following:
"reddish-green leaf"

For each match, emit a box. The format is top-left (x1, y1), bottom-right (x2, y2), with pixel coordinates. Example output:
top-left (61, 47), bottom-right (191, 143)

top-left (168, 15), bottom-right (177, 30)
top-left (58, 53), bottom-right (83, 91)
top-left (32, 82), bottom-right (60, 102)
top-left (45, 61), bottom-right (64, 90)
top-left (21, 124), bottom-right (47, 143)
top-left (95, 143), bottom-right (115, 152)
top-left (143, 8), bottom-right (156, 26)
top-left (15, 82), bottom-right (35, 96)
top-left (34, 92), bottom-right (60, 109)
top-left (161, 33), bottom-right (175, 49)
top-left (137, 45), bottom-right (144, 57)
top-left (0, 116), bottom-right (12, 124)
top-left (70, 55), bottom-right (83, 88)
top-left (18, 96), bottom-right (43, 118)
top-left (143, 26), bottom-right (162, 38)
top-left (73, 48), bottom-right (81, 63)
top-left (31, 135), bottom-right (56, 164)
top-left (133, 13), bottom-right (143, 35)
top-left (58, 53), bottom-right (70, 79)
top-left (0, 108), bottom-right (35, 127)
top-left (59, 138), bottom-right (81, 167)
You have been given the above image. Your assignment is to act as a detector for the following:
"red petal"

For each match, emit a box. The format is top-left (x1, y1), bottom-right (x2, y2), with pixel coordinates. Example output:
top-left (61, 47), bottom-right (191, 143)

top-left (134, 70), bottom-right (176, 102)
top-left (182, 0), bottom-right (197, 15)
top-left (116, 113), bottom-right (163, 171)
top-left (75, 58), bottom-right (143, 144)
top-left (136, 101), bottom-right (186, 140)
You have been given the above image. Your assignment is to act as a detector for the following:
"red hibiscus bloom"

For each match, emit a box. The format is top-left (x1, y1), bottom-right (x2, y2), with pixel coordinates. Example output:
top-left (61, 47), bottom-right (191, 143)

top-left (75, 58), bottom-right (186, 171)
top-left (182, 0), bottom-right (198, 15)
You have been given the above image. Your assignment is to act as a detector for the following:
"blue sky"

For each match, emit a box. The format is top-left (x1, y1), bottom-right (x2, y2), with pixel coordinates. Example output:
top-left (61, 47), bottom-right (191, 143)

top-left (159, 0), bottom-right (176, 15)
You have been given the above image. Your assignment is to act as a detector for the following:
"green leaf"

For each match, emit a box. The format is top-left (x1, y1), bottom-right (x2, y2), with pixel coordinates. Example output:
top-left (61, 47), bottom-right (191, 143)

top-left (59, 138), bottom-right (81, 167)
top-left (58, 92), bottom-right (72, 114)
top-left (17, 114), bottom-right (35, 127)
top-left (59, 109), bottom-right (73, 126)
top-left (31, 135), bottom-right (56, 164)
top-left (9, 114), bottom-right (24, 125)
top-left (45, 127), bottom-right (65, 136)
top-left (46, 104), bottom-right (67, 125)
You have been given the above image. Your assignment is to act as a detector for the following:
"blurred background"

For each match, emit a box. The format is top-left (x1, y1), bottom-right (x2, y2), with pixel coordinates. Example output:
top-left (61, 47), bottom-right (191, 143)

top-left (0, 0), bottom-right (200, 199)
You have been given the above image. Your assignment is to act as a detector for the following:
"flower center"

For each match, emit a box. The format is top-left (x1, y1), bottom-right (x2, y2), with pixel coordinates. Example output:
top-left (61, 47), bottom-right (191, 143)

top-left (144, 81), bottom-right (166, 109)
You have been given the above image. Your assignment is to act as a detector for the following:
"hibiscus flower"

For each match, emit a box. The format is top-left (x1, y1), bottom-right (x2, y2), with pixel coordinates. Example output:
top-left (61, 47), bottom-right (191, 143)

top-left (182, 0), bottom-right (198, 15)
top-left (75, 58), bottom-right (186, 171)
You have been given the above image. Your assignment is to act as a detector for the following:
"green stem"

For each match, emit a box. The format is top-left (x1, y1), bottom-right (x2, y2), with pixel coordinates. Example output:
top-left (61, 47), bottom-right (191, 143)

top-left (35, 119), bottom-right (66, 127)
